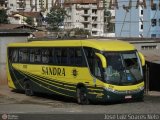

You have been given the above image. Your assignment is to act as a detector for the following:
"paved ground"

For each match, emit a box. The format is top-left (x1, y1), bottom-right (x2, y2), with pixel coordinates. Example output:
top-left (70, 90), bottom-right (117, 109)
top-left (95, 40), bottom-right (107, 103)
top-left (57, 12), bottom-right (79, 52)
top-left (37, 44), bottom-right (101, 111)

top-left (0, 85), bottom-right (160, 120)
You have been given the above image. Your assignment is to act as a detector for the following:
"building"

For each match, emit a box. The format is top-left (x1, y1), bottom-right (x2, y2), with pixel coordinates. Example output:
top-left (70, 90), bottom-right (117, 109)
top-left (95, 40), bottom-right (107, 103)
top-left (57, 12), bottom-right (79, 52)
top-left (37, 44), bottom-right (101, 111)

top-left (115, 0), bottom-right (142, 37)
top-left (0, 23), bottom-right (43, 85)
top-left (103, 0), bottom-right (115, 37)
top-left (9, 12), bottom-right (43, 26)
top-left (115, 0), bottom-right (160, 38)
top-left (64, 0), bottom-right (104, 36)
top-left (143, 0), bottom-right (160, 38)
top-left (129, 38), bottom-right (160, 91)
top-left (6, 0), bottom-right (57, 16)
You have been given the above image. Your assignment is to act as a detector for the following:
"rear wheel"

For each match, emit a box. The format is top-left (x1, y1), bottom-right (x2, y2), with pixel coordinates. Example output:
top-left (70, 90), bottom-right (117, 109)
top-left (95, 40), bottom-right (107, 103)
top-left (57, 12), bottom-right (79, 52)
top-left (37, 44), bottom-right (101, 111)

top-left (76, 87), bottom-right (89, 105)
top-left (24, 81), bottom-right (34, 96)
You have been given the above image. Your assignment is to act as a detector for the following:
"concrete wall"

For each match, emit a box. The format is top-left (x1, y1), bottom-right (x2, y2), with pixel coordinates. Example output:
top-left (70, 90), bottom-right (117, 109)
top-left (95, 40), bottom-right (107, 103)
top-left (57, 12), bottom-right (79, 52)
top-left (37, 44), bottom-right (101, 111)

top-left (0, 36), bottom-right (27, 85)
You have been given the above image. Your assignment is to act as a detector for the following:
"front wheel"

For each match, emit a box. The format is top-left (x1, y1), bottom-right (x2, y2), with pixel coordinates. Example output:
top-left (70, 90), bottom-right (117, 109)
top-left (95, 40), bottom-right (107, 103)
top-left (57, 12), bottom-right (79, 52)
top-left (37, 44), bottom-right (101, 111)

top-left (76, 87), bottom-right (89, 105)
top-left (24, 81), bottom-right (34, 96)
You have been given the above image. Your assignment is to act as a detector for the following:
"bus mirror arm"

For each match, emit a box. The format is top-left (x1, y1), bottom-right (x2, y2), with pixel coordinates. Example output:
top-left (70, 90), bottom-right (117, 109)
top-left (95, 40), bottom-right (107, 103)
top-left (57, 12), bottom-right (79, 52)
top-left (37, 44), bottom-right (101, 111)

top-left (95, 53), bottom-right (107, 68)
top-left (138, 52), bottom-right (145, 67)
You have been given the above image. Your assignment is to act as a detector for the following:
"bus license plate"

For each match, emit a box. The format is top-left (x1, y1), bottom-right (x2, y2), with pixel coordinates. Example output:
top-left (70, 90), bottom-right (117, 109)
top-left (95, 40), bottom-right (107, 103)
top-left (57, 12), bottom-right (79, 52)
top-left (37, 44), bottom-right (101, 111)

top-left (125, 95), bottom-right (132, 99)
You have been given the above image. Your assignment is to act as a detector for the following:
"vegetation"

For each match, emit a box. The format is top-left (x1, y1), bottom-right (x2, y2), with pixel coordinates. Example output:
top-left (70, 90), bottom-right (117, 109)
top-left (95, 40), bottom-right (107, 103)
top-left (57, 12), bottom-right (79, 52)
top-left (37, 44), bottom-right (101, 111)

top-left (24, 17), bottom-right (34, 26)
top-left (46, 8), bottom-right (66, 31)
top-left (0, 9), bottom-right (9, 24)
top-left (70, 28), bottom-right (90, 37)
top-left (104, 11), bottom-right (115, 33)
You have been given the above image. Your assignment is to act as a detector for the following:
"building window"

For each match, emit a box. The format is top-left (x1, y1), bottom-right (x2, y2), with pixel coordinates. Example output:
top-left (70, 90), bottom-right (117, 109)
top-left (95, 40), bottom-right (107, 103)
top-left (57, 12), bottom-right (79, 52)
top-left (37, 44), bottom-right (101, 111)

top-left (151, 3), bottom-right (157, 10)
top-left (92, 31), bottom-right (97, 35)
top-left (151, 34), bottom-right (156, 38)
top-left (84, 17), bottom-right (88, 21)
top-left (92, 9), bottom-right (97, 14)
top-left (84, 24), bottom-right (88, 28)
top-left (141, 24), bottom-right (143, 29)
top-left (141, 10), bottom-right (143, 15)
top-left (151, 19), bottom-right (157, 26)
top-left (84, 10), bottom-right (88, 14)
top-left (92, 17), bottom-right (97, 21)
top-left (92, 24), bottom-right (97, 28)
top-left (159, 19), bottom-right (160, 26)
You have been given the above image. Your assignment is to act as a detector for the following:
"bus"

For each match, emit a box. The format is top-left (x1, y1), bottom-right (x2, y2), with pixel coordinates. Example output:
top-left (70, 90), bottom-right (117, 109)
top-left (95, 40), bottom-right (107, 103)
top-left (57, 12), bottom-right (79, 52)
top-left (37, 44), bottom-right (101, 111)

top-left (7, 39), bottom-right (145, 104)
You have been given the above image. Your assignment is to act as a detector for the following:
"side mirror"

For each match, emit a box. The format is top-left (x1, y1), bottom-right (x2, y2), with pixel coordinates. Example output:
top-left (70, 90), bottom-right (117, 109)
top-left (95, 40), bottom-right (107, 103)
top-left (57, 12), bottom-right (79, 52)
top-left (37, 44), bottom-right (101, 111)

top-left (95, 53), bottom-right (107, 68)
top-left (138, 52), bottom-right (145, 67)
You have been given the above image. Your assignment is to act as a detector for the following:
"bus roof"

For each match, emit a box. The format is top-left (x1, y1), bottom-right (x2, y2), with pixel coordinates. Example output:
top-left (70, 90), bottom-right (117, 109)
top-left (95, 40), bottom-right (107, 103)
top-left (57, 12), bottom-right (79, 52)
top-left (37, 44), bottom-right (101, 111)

top-left (8, 39), bottom-right (136, 51)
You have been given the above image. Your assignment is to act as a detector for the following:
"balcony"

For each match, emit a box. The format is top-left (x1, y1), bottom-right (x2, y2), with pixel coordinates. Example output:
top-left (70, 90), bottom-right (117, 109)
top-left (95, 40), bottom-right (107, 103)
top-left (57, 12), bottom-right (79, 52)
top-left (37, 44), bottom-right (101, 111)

top-left (81, 20), bottom-right (90, 23)
top-left (17, 0), bottom-right (25, 3)
top-left (16, 7), bottom-right (25, 10)
top-left (91, 4), bottom-right (97, 9)
top-left (81, 13), bottom-right (91, 17)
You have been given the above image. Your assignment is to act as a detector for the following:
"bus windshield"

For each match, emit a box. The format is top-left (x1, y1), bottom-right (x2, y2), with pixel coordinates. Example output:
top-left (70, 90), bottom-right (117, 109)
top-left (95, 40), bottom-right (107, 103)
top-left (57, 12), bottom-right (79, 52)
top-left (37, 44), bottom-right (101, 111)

top-left (103, 51), bottom-right (143, 85)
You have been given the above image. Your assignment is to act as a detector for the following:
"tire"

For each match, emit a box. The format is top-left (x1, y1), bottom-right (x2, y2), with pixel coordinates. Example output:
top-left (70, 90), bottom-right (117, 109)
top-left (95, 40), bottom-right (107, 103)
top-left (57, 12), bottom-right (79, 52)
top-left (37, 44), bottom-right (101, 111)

top-left (76, 87), bottom-right (89, 105)
top-left (24, 81), bottom-right (34, 96)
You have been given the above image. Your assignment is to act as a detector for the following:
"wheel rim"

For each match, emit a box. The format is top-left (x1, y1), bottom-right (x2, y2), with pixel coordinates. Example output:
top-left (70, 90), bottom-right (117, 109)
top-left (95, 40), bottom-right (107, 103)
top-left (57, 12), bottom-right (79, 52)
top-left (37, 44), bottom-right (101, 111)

top-left (77, 88), bottom-right (88, 104)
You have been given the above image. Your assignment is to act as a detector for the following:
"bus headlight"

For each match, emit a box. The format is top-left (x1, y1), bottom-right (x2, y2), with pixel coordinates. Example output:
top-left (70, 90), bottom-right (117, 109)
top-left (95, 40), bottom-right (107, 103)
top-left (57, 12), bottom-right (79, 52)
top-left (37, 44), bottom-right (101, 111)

top-left (139, 86), bottom-right (144, 91)
top-left (105, 87), bottom-right (115, 92)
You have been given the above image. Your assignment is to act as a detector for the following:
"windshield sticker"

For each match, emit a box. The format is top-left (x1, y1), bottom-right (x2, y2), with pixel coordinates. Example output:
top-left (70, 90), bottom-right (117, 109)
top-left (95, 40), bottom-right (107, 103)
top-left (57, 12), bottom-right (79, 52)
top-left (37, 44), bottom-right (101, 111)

top-left (127, 76), bottom-right (132, 81)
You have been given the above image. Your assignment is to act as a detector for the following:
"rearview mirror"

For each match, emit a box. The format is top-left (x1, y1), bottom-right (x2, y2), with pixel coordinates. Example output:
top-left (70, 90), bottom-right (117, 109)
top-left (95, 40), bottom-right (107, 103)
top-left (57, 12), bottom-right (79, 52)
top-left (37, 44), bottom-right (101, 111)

top-left (95, 53), bottom-right (107, 68)
top-left (138, 52), bottom-right (145, 67)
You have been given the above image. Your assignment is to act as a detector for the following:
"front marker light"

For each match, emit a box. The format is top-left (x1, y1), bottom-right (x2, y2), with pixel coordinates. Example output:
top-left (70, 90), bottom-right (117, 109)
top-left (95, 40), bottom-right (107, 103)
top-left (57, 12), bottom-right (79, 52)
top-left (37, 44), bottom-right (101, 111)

top-left (139, 86), bottom-right (144, 90)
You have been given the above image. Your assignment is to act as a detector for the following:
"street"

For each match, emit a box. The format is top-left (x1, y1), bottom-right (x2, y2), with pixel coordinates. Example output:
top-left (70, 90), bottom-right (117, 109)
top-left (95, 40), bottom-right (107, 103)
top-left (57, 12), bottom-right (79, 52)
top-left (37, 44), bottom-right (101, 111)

top-left (0, 85), bottom-right (160, 120)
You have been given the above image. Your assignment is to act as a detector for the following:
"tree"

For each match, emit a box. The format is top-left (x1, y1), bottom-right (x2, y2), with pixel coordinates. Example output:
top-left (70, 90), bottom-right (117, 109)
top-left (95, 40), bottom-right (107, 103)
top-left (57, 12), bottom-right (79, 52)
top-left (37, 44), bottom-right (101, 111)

top-left (0, 9), bottom-right (9, 24)
top-left (24, 17), bottom-right (34, 26)
top-left (46, 8), bottom-right (66, 31)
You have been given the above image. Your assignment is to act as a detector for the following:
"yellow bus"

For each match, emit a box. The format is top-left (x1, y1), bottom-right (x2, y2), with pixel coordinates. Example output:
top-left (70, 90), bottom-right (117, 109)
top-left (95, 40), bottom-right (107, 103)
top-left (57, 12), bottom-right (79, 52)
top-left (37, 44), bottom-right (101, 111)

top-left (7, 40), bottom-right (145, 104)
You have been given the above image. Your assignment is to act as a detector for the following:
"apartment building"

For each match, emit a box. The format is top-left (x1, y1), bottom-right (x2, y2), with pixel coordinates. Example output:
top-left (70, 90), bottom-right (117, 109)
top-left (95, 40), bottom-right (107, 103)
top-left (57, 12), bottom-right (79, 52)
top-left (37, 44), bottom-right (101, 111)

top-left (143, 0), bottom-right (160, 38)
top-left (6, 0), bottom-right (56, 15)
top-left (64, 0), bottom-right (104, 36)
top-left (115, 0), bottom-right (160, 38)
top-left (104, 0), bottom-right (115, 37)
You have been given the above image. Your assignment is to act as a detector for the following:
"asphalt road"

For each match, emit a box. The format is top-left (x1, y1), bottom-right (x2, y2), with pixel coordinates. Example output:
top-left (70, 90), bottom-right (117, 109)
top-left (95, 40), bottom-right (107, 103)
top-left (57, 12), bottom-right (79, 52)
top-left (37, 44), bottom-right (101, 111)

top-left (0, 86), bottom-right (160, 120)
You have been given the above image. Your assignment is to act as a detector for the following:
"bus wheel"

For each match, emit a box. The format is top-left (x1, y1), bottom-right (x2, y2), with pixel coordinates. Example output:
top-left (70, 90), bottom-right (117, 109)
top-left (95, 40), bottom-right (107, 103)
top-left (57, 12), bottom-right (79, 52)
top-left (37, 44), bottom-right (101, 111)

top-left (76, 87), bottom-right (89, 105)
top-left (24, 81), bottom-right (34, 96)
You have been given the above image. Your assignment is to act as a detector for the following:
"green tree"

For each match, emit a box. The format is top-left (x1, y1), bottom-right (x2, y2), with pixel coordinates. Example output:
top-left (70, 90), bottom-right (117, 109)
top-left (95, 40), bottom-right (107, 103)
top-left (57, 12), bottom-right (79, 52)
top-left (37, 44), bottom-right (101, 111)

top-left (24, 17), bottom-right (34, 26)
top-left (46, 8), bottom-right (66, 31)
top-left (0, 9), bottom-right (8, 24)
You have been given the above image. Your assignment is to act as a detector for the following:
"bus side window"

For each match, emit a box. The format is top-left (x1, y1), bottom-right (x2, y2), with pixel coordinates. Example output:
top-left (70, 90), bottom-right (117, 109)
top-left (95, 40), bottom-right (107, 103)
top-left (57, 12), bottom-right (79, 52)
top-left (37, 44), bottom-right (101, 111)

top-left (30, 49), bottom-right (35, 63)
top-left (75, 48), bottom-right (82, 66)
top-left (54, 48), bottom-right (61, 64)
top-left (84, 47), bottom-right (94, 73)
top-left (9, 48), bottom-right (18, 62)
top-left (34, 49), bottom-right (41, 63)
top-left (42, 49), bottom-right (49, 64)
top-left (19, 48), bottom-right (29, 63)
top-left (68, 48), bottom-right (75, 66)
top-left (61, 48), bottom-right (68, 65)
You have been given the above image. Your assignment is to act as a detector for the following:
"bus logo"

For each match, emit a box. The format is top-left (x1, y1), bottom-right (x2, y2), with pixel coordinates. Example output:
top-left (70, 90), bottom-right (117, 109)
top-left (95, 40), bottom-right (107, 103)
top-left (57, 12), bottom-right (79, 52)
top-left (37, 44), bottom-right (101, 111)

top-left (72, 69), bottom-right (78, 77)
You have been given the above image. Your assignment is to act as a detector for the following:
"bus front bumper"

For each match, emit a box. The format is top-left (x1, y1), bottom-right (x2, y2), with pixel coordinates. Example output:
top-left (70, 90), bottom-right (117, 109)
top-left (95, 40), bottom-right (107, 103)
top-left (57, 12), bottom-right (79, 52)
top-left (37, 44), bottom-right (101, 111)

top-left (101, 88), bottom-right (144, 102)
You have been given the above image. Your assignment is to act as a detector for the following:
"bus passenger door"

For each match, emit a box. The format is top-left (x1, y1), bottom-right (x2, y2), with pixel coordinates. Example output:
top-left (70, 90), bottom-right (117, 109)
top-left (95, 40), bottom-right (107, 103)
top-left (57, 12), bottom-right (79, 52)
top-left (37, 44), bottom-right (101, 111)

top-left (89, 55), bottom-right (104, 89)
top-left (84, 48), bottom-right (104, 88)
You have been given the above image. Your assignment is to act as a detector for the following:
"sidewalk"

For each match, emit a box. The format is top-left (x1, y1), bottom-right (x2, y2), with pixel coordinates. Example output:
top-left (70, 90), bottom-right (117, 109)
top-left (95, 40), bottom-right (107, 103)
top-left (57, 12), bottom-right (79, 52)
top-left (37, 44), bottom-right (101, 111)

top-left (147, 91), bottom-right (160, 96)
top-left (0, 85), bottom-right (30, 101)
